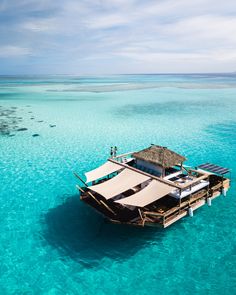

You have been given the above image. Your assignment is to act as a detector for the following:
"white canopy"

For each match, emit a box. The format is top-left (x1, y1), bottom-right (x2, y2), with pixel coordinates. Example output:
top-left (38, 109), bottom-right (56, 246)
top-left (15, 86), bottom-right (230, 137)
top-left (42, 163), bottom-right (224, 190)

top-left (85, 161), bottom-right (123, 183)
top-left (89, 168), bottom-right (150, 200)
top-left (115, 180), bottom-right (174, 207)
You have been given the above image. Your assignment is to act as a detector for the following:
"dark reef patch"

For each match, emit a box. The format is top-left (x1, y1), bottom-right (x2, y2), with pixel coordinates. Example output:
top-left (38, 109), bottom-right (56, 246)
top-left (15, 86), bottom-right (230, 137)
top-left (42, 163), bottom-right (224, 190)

top-left (0, 106), bottom-right (32, 136)
top-left (114, 100), bottom-right (220, 117)
top-left (0, 107), bottom-right (20, 135)
top-left (17, 127), bottom-right (28, 131)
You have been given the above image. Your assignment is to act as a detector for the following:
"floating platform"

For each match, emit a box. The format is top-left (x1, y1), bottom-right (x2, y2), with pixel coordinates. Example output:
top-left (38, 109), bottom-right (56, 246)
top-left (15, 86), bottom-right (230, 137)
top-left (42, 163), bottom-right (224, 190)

top-left (76, 145), bottom-right (231, 228)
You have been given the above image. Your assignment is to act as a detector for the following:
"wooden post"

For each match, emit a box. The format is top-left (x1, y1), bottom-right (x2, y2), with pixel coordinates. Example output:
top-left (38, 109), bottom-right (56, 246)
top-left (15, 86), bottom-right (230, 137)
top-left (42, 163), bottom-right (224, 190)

top-left (87, 191), bottom-right (101, 205)
top-left (74, 172), bottom-right (88, 187)
top-left (178, 188), bottom-right (182, 214)
top-left (76, 185), bottom-right (101, 205)
top-left (182, 165), bottom-right (189, 175)
top-left (206, 176), bottom-right (210, 199)
top-left (221, 175), bottom-right (224, 187)
top-left (100, 200), bottom-right (116, 215)
top-left (138, 209), bottom-right (145, 226)
top-left (161, 147), bottom-right (165, 178)
top-left (76, 185), bottom-right (85, 194)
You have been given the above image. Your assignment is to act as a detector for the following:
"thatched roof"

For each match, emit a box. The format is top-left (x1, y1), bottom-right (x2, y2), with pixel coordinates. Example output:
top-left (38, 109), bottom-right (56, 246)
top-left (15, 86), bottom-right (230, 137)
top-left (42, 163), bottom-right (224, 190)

top-left (133, 145), bottom-right (186, 168)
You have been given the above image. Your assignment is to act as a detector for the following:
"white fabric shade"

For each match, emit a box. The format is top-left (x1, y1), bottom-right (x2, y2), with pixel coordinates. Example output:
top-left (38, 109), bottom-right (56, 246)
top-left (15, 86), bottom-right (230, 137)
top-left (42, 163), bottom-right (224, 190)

top-left (89, 168), bottom-right (150, 200)
top-left (115, 180), bottom-right (174, 207)
top-left (85, 161), bottom-right (123, 183)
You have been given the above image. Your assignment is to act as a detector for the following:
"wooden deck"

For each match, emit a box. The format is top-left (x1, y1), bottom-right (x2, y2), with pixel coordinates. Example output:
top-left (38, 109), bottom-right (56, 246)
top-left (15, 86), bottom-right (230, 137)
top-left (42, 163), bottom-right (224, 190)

top-left (141, 178), bottom-right (229, 228)
top-left (79, 175), bottom-right (230, 228)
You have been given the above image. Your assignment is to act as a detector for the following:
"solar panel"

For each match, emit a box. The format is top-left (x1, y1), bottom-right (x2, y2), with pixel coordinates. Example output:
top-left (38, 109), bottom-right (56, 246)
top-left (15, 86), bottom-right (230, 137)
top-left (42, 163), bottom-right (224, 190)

top-left (198, 163), bottom-right (230, 175)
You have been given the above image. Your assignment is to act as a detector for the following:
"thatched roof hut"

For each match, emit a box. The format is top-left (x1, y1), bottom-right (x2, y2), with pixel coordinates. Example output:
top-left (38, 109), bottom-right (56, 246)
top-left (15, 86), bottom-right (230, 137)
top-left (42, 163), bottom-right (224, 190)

top-left (133, 145), bottom-right (186, 168)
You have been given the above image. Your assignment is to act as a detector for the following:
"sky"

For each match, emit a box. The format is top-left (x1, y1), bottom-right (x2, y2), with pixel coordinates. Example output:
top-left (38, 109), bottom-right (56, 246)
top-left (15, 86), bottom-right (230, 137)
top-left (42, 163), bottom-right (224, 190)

top-left (0, 0), bottom-right (236, 75)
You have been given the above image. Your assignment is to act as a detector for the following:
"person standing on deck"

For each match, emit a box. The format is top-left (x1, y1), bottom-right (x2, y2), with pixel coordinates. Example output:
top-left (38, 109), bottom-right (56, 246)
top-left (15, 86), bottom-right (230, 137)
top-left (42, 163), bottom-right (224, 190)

top-left (110, 147), bottom-right (114, 158)
top-left (114, 146), bottom-right (118, 157)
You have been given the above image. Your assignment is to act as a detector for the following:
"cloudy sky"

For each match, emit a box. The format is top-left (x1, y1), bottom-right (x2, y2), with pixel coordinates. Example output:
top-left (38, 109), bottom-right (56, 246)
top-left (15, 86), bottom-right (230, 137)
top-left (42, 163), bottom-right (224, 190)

top-left (0, 0), bottom-right (236, 74)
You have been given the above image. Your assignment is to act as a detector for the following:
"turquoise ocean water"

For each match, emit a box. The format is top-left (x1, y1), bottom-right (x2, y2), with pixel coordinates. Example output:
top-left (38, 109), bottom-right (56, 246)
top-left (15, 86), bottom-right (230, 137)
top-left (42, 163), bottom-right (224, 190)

top-left (0, 74), bottom-right (236, 294)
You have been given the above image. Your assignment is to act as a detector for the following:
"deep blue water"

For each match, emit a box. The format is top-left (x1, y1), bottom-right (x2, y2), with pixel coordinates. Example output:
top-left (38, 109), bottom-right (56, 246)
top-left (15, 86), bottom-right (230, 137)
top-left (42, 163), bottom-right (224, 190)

top-left (0, 74), bottom-right (236, 294)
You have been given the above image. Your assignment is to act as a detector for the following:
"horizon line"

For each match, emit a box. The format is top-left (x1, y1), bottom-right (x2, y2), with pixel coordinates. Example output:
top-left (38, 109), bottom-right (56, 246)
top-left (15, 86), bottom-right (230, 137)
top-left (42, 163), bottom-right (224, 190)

top-left (0, 71), bottom-right (235, 77)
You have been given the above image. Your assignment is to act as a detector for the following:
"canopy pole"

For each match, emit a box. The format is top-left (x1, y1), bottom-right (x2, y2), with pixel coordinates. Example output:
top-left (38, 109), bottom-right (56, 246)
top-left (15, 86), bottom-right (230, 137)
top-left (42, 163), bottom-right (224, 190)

top-left (182, 165), bottom-right (189, 175)
top-left (77, 185), bottom-right (116, 215)
top-left (74, 172), bottom-right (88, 187)
top-left (76, 185), bottom-right (101, 205)
top-left (138, 209), bottom-right (145, 226)
top-left (100, 200), bottom-right (116, 215)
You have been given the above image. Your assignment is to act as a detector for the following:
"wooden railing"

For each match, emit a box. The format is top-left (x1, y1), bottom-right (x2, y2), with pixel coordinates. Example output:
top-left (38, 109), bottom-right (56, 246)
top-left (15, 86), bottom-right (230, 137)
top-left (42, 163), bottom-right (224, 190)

top-left (143, 188), bottom-right (208, 225)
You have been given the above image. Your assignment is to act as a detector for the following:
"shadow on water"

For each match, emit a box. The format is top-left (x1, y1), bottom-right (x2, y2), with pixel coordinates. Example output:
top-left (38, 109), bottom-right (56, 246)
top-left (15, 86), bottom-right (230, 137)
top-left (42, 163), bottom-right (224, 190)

top-left (41, 195), bottom-right (166, 268)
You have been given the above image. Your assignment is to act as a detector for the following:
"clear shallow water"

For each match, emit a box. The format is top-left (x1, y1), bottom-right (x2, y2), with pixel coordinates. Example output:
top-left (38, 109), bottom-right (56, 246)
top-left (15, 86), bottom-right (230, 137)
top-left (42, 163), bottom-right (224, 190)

top-left (0, 74), bottom-right (236, 294)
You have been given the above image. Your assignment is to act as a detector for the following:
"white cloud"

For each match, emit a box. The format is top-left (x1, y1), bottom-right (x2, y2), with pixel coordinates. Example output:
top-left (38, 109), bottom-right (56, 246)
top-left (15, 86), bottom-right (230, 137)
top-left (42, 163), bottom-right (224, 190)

top-left (85, 13), bottom-right (129, 29)
top-left (21, 18), bottom-right (58, 32)
top-left (1, 0), bottom-right (236, 73)
top-left (0, 46), bottom-right (32, 57)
